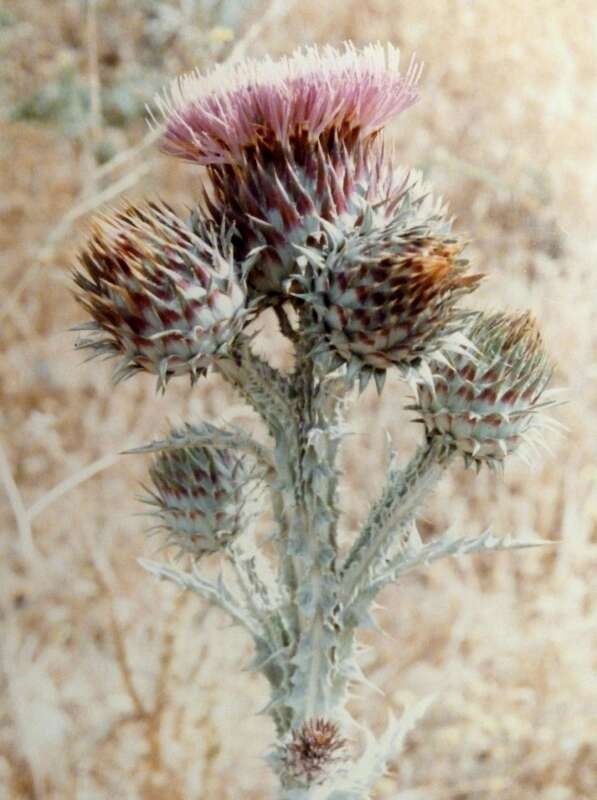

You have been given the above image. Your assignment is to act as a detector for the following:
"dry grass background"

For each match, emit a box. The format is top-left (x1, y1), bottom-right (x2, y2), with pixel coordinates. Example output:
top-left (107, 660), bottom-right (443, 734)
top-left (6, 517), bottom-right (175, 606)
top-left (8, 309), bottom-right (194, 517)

top-left (1, 1), bottom-right (596, 798)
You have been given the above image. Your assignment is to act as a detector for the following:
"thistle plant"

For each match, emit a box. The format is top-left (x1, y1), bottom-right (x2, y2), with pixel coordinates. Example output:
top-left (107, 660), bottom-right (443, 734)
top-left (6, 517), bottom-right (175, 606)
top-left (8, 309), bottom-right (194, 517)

top-left (72, 43), bottom-right (558, 798)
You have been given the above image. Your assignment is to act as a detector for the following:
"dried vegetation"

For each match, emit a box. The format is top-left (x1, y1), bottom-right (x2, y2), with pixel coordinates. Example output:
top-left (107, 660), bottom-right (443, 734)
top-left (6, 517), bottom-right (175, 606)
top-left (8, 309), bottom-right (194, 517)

top-left (1, 1), bottom-right (595, 798)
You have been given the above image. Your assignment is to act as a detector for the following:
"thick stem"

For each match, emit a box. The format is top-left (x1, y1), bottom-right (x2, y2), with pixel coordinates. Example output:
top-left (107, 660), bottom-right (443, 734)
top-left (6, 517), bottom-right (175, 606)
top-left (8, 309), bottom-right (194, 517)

top-left (286, 349), bottom-right (344, 720)
top-left (215, 335), bottom-right (386, 794)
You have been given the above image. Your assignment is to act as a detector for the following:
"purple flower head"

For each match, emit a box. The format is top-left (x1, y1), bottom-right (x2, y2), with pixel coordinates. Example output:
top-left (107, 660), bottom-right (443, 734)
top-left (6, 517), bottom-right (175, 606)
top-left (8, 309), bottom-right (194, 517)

top-left (154, 44), bottom-right (422, 298)
top-left (157, 43), bottom-right (422, 166)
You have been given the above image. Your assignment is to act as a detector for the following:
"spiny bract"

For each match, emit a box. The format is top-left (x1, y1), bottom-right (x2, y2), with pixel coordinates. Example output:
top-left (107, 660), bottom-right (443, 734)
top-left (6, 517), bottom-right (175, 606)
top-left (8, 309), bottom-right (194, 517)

top-left (204, 131), bottom-right (410, 297)
top-left (300, 173), bottom-right (482, 391)
top-left (144, 442), bottom-right (249, 558)
top-left (73, 203), bottom-right (249, 390)
top-left (156, 43), bottom-right (423, 298)
top-left (412, 311), bottom-right (554, 469)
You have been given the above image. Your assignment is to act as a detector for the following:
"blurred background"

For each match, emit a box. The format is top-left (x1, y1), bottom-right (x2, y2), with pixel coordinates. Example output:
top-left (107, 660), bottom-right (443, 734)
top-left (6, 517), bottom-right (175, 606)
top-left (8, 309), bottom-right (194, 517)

top-left (1, 1), bottom-right (595, 798)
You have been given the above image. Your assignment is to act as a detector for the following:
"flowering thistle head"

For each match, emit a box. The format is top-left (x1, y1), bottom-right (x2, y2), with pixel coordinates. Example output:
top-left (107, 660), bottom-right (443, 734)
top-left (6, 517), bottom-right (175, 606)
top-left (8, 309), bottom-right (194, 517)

top-left (145, 443), bottom-right (249, 558)
top-left (73, 203), bottom-right (249, 390)
top-left (156, 43), bottom-right (422, 297)
top-left (158, 42), bottom-right (421, 166)
top-left (301, 174), bottom-right (483, 390)
top-left (277, 718), bottom-right (348, 788)
top-left (413, 311), bottom-right (555, 469)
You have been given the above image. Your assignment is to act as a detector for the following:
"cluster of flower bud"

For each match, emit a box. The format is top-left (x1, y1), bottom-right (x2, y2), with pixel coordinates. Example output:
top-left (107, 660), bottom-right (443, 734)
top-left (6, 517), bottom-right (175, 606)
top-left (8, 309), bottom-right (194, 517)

top-left (73, 43), bottom-right (486, 393)
top-left (69, 45), bottom-right (560, 795)
top-left (72, 42), bottom-right (557, 559)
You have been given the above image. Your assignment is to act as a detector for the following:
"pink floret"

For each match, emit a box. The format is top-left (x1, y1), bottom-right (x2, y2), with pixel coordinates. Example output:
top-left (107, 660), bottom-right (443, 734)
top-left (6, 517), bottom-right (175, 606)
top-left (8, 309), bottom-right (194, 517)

top-left (156, 43), bottom-right (422, 166)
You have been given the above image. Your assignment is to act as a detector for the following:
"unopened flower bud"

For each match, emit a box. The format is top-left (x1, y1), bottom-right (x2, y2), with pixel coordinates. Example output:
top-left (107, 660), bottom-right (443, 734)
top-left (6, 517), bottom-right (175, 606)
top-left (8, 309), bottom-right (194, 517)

top-left (278, 718), bottom-right (348, 787)
top-left (302, 175), bottom-right (482, 390)
top-left (413, 311), bottom-right (554, 469)
top-left (145, 443), bottom-right (249, 558)
top-left (73, 203), bottom-right (248, 389)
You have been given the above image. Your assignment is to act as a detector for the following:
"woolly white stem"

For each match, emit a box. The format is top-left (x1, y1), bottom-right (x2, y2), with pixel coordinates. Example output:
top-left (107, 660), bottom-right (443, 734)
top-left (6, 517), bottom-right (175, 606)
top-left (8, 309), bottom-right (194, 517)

top-left (281, 346), bottom-right (345, 726)
top-left (340, 439), bottom-right (451, 611)
top-left (216, 337), bottom-right (292, 437)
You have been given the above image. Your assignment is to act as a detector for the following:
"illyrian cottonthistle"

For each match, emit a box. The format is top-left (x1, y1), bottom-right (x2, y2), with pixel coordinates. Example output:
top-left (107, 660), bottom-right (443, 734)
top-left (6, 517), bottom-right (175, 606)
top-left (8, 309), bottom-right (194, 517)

top-left (73, 203), bottom-right (249, 389)
top-left (145, 441), bottom-right (249, 558)
top-left (413, 311), bottom-right (555, 469)
top-left (71, 42), bottom-right (559, 800)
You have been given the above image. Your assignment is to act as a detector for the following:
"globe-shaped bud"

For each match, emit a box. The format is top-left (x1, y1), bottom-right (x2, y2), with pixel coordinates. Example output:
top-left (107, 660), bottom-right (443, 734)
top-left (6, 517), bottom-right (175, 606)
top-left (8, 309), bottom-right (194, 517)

top-left (145, 444), bottom-right (249, 558)
top-left (73, 203), bottom-right (248, 389)
top-left (413, 311), bottom-right (554, 469)
top-left (301, 177), bottom-right (483, 390)
top-left (276, 718), bottom-right (348, 788)
top-left (156, 43), bottom-right (422, 298)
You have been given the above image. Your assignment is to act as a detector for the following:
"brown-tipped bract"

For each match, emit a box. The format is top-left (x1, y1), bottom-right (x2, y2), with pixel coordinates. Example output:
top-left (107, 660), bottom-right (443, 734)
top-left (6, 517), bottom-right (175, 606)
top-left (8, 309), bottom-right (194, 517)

top-left (73, 203), bottom-right (248, 390)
